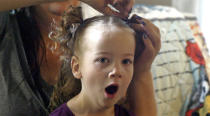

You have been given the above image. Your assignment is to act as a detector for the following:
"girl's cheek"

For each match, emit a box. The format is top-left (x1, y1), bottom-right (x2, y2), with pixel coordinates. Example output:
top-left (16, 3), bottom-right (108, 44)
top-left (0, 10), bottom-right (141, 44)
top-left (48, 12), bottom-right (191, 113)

top-left (126, 66), bottom-right (134, 80)
top-left (94, 63), bottom-right (109, 70)
top-left (94, 64), bottom-right (103, 70)
top-left (124, 65), bottom-right (134, 73)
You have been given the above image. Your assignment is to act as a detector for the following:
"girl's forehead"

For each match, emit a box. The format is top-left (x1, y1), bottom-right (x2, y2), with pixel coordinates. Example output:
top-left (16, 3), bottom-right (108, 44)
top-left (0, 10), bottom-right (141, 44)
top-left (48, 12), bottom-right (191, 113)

top-left (77, 24), bottom-right (135, 53)
top-left (82, 25), bottom-right (135, 48)
top-left (83, 26), bottom-right (133, 43)
top-left (84, 24), bottom-right (133, 36)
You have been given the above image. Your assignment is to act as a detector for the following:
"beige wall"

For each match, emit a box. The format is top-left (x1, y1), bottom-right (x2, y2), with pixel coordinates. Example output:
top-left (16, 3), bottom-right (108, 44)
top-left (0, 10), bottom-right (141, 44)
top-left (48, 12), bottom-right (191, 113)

top-left (135, 0), bottom-right (172, 6)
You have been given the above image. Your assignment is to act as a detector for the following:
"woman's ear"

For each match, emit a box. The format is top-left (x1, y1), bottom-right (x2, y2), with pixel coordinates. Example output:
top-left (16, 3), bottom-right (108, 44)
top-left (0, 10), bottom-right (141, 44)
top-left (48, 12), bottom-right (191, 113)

top-left (71, 56), bottom-right (82, 79)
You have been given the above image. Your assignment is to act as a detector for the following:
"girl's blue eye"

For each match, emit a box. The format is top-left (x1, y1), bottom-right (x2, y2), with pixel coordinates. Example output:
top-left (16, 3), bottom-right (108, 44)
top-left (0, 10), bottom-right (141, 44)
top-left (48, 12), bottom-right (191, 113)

top-left (122, 59), bottom-right (133, 64)
top-left (97, 58), bottom-right (109, 63)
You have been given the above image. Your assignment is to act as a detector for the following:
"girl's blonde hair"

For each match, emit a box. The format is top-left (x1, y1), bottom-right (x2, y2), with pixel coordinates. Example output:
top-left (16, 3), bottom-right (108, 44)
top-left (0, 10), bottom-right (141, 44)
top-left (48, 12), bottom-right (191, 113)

top-left (48, 6), bottom-right (145, 112)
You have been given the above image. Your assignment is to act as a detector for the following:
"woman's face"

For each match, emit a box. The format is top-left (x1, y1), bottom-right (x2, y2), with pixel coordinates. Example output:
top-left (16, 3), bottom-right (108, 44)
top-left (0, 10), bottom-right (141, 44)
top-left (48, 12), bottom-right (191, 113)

top-left (35, 0), bottom-right (79, 22)
top-left (78, 25), bottom-right (135, 108)
top-left (42, 0), bottom-right (79, 16)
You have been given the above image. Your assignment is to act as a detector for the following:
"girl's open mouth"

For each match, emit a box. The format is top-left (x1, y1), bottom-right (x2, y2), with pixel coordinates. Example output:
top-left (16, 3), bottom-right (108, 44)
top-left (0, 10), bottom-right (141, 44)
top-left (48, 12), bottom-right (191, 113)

top-left (105, 84), bottom-right (119, 98)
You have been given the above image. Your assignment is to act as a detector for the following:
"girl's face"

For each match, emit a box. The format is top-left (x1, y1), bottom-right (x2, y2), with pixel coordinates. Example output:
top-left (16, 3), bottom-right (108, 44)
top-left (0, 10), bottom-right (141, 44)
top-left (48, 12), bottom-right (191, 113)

top-left (78, 25), bottom-right (135, 108)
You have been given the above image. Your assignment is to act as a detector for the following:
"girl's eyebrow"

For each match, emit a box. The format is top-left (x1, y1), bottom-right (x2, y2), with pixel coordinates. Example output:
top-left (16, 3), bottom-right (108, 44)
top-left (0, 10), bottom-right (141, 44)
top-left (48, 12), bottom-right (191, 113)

top-left (123, 53), bottom-right (134, 57)
top-left (95, 52), bottom-right (134, 57)
top-left (94, 52), bottom-right (111, 55)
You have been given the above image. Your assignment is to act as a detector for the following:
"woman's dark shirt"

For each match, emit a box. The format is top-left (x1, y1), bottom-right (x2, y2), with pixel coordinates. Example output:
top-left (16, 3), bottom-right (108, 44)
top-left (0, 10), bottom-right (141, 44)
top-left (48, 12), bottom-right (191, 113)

top-left (0, 10), bottom-right (52, 116)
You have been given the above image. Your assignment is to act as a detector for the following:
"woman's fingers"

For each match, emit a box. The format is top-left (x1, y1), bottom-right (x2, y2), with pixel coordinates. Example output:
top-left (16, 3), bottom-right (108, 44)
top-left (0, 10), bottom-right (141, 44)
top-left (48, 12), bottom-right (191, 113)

top-left (103, 5), bottom-right (126, 19)
top-left (142, 25), bottom-right (161, 52)
top-left (129, 23), bottom-right (145, 32)
top-left (114, 0), bottom-right (133, 17)
top-left (142, 34), bottom-right (155, 56)
top-left (129, 16), bottom-right (161, 53)
top-left (84, 0), bottom-right (134, 19)
top-left (104, 0), bottom-right (134, 18)
top-left (129, 14), bottom-right (143, 23)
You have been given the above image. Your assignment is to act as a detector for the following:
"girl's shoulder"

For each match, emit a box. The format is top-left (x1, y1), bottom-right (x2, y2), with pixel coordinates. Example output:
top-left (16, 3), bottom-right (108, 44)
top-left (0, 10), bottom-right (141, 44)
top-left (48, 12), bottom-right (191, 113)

top-left (115, 104), bottom-right (135, 116)
top-left (50, 103), bottom-right (74, 116)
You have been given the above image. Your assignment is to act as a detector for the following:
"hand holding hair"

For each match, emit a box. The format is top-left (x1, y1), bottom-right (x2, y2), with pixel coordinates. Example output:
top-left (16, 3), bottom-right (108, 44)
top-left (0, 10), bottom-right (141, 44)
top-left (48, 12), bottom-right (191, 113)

top-left (127, 14), bottom-right (160, 116)
top-left (126, 15), bottom-right (161, 72)
top-left (128, 14), bottom-right (161, 73)
top-left (81, 0), bottom-right (134, 19)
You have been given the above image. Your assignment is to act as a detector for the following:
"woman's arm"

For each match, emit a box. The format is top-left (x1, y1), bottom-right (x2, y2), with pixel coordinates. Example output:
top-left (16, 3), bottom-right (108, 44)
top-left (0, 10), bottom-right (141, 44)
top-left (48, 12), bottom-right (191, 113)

top-left (129, 71), bottom-right (157, 116)
top-left (128, 15), bottom-right (161, 116)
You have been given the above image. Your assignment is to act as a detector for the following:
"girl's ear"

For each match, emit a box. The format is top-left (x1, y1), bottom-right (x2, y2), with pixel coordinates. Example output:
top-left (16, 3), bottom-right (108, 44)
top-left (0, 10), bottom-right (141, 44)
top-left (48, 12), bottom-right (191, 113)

top-left (71, 56), bottom-right (82, 79)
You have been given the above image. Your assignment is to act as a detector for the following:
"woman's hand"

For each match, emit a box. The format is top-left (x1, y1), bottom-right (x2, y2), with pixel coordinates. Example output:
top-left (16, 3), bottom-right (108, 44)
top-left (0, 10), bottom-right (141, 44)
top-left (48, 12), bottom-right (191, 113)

top-left (129, 14), bottom-right (161, 74)
top-left (81, 0), bottom-right (134, 19)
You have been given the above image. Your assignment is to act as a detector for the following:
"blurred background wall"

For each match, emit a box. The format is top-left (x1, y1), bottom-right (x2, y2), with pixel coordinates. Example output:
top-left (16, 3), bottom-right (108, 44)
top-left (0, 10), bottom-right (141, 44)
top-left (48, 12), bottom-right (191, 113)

top-left (135, 0), bottom-right (199, 16)
top-left (135, 0), bottom-right (210, 54)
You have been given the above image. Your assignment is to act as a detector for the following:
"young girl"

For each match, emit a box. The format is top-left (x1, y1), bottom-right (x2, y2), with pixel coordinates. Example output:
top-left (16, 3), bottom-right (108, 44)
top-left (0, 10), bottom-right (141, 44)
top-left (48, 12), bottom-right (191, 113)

top-left (49, 6), bottom-right (160, 116)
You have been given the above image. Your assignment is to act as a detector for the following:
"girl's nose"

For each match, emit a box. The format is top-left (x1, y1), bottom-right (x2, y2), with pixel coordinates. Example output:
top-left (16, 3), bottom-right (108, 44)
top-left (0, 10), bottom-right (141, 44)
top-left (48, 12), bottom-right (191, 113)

top-left (108, 64), bottom-right (122, 78)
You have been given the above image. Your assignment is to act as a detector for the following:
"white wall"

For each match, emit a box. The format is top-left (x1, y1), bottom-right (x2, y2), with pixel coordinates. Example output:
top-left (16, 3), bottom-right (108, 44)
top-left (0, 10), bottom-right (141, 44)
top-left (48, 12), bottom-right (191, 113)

top-left (200, 0), bottom-right (210, 50)
top-left (172, 0), bottom-right (201, 18)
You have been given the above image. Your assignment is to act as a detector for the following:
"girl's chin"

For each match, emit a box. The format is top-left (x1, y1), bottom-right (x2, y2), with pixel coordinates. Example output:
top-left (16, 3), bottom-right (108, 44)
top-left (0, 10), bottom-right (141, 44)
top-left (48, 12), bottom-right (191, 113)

top-left (102, 95), bottom-right (120, 107)
top-left (101, 102), bottom-right (115, 111)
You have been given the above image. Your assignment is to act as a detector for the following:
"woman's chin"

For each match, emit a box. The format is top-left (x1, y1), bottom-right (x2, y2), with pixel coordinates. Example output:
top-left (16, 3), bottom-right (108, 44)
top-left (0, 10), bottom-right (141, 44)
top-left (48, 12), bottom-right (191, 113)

top-left (48, 1), bottom-right (75, 16)
top-left (48, 4), bottom-right (64, 16)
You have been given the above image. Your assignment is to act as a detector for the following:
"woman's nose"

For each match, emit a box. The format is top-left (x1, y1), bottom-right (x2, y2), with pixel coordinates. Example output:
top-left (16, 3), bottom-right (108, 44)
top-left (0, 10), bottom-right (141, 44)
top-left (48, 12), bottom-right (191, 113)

top-left (108, 64), bottom-right (122, 78)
